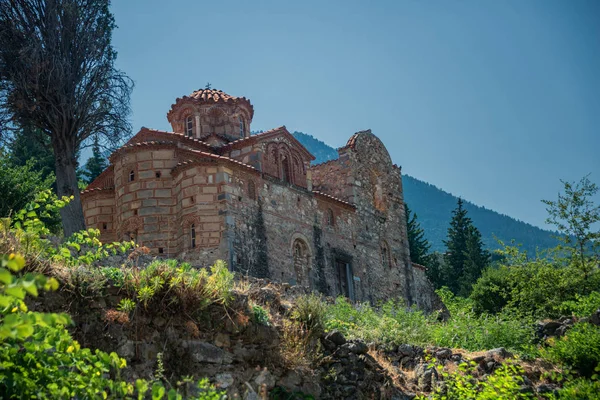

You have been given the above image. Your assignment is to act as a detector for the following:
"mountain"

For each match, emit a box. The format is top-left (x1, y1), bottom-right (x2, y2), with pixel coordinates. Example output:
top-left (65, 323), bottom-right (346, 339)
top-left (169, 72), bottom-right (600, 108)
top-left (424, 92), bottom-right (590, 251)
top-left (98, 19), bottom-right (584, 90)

top-left (291, 131), bottom-right (559, 254)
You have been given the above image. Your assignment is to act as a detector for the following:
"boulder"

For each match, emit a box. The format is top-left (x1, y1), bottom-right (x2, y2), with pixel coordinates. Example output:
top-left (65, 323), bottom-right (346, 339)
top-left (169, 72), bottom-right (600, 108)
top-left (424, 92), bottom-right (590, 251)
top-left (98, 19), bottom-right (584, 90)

top-left (325, 330), bottom-right (347, 346)
top-left (184, 341), bottom-right (233, 364)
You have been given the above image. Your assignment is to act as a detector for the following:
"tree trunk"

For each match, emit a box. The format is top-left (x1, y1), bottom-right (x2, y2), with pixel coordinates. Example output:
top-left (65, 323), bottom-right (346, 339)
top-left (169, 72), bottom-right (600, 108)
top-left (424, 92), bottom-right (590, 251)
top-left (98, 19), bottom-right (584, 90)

top-left (53, 134), bottom-right (86, 237)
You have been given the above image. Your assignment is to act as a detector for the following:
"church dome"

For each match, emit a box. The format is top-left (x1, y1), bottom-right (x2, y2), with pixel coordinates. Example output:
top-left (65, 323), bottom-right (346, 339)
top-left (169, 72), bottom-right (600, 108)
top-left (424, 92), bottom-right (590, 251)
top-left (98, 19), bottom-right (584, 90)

top-left (166, 88), bottom-right (254, 141)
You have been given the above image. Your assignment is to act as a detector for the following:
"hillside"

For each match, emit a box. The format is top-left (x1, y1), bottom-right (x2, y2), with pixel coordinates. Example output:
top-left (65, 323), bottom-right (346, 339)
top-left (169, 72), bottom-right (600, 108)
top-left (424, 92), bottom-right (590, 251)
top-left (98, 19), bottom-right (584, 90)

top-left (291, 131), bottom-right (559, 254)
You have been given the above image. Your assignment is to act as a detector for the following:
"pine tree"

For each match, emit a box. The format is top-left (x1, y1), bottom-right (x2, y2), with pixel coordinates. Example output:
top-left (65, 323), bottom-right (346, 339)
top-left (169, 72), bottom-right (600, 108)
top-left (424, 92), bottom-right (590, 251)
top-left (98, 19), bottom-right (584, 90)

top-left (443, 198), bottom-right (471, 293)
top-left (443, 198), bottom-right (490, 295)
top-left (80, 136), bottom-right (108, 184)
top-left (459, 225), bottom-right (490, 296)
top-left (405, 203), bottom-right (431, 265)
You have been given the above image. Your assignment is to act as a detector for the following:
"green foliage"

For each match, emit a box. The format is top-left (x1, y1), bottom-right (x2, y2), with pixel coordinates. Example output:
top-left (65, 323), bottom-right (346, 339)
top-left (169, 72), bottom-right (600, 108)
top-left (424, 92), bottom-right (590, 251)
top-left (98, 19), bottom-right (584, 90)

top-left (251, 304), bottom-right (271, 326)
top-left (551, 373), bottom-right (600, 400)
top-left (123, 259), bottom-right (235, 313)
top-left (0, 252), bottom-right (225, 399)
top-left (405, 203), bottom-right (431, 266)
top-left (421, 360), bottom-right (532, 399)
top-left (118, 298), bottom-right (136, 314)
top-left (432, 289), bottom-right (536, 354)
top-left (470, 243), bottom-right (600, 319)
top-left (102, 266), bottom-right (125, 287)
top-left (542, 174), bottom-right (600, 272)
top-left (290, 293), bottom-right (326, 334)
top-left (0, 153), bottom-right (57, 228)
top-left (5, 126), bottom-right (55, 183)
top-left (540, 322), bottom-right (600, 376)
top-left (559, 292), bottom-right (600, 318)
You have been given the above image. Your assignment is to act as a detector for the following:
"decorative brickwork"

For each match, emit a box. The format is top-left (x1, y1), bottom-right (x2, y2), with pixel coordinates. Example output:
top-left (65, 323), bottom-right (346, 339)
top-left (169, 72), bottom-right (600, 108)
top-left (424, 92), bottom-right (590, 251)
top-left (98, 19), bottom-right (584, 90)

top-left (81, 89), bottom-right (440, 310)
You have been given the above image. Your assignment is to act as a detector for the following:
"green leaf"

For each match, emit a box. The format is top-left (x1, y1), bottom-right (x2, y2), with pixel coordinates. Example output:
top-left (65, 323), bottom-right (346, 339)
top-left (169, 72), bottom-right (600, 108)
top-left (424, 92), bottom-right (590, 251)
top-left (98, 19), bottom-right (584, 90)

top-left (0, 268), bottom-right (13, 285)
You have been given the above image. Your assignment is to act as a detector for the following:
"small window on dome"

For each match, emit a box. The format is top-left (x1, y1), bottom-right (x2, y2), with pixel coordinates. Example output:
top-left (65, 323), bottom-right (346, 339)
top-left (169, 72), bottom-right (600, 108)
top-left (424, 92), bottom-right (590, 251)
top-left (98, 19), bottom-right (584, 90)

top-left (129, 170), bottom-right (135, 182)
top-left (238, 116), bottom-right (244, 138)
top-left (190, 224), bottom-right (196, 248)
top-left (185, 116), bottom-right (194, 137)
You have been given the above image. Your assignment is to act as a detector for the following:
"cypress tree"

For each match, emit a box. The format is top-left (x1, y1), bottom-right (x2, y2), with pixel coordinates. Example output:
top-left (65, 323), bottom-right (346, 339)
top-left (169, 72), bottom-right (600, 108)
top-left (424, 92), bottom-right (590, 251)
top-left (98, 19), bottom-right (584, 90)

top-left (459, 225), bottom-right (490, 296)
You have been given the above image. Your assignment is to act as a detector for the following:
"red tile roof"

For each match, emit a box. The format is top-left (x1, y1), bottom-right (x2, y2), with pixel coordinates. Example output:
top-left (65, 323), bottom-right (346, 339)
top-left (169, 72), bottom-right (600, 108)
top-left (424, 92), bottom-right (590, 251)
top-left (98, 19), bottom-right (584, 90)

top-left (313, 190), bottom-right (355, 209)
top-left (168, 88), bottom-right (254, 120)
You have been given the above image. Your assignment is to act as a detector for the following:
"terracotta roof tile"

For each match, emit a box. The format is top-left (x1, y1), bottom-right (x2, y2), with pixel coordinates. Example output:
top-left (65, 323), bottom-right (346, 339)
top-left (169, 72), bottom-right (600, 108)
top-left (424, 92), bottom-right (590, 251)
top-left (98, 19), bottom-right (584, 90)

top-left (168, 88), bottom-right (254, 120)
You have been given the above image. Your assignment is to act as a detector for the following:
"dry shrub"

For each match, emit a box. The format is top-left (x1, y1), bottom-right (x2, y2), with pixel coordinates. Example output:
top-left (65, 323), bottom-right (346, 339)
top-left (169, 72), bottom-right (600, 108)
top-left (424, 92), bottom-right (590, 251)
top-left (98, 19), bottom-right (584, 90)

top-left (279, 320), bottom-right (315, 369)
top-left (104, 309), bottom-right (130, 325)
top-left (185, 320), bottom-right (200, 338)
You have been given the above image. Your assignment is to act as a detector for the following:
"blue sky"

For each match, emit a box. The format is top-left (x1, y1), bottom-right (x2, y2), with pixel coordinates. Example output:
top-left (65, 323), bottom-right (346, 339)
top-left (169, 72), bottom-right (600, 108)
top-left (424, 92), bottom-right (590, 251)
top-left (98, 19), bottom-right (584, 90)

top-left (108, 0), bottom-right (599, 229)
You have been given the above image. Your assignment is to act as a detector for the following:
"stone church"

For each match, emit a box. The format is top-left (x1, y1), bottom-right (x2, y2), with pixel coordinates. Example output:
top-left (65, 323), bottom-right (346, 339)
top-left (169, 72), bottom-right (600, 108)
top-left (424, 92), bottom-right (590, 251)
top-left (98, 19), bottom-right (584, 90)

top-left (82, 88), bottom-right (439, 310)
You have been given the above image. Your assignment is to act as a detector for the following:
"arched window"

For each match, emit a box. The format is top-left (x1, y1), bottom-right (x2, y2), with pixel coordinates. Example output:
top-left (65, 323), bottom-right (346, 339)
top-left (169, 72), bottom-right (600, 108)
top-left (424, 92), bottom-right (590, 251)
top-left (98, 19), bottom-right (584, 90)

top-left (238, 116), bottom-right (245, 138)
top-left (185, 115), bottom-right (194, 137)
top-left (292, 238), bottom-right (311, 285)
top-left (281, 156), bottom-right (291, 183)
top-left (129, 170), bottom-right (135, 182)
top-left (190, 224), bottom-right (196, 248)
top-left (381, 241), bottom-right (391, 268)
top-left (326, 208), bottom-right (335, 226)
top-left (248, 180), bottom-right (256, 201)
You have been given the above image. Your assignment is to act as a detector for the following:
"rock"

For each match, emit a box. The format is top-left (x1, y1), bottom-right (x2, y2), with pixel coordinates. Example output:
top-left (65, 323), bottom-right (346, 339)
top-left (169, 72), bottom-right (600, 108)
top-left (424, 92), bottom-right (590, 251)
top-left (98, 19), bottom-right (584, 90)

top-left (278, 370), bottom-right (302, 388)
top-left (415, 363), bottom-right (438, 391)
top-left (590, 308), bottom-right (600, 326)
top-left (398, 344), bottom-right (415, 358)
top-left (326, 330), bottom-right (347, 346)
top-left (485, 347), bottom-right (512, 359)
top-left (153, 316), bottom-right (166, 328)
top-left (184, 341), bottom-right (233, 364)
top-left (348, 341), bottom-right (368, 355)
top-left (254, 368), bottom-right (276, 390)
top-left (471, 355), bottom-right (486, 364)
top-left (450, 354), bottom-right (462, 363)
top-left (215, 373), bottom-right (234, 389)
top-left (435, 348), bottom-right (452, 359)
top-left (214, 333), bottom-right (231, 348)
top-left (117, 340), bottom-right (136, 359)
top-left (537, 383), bottom-right (558, 395)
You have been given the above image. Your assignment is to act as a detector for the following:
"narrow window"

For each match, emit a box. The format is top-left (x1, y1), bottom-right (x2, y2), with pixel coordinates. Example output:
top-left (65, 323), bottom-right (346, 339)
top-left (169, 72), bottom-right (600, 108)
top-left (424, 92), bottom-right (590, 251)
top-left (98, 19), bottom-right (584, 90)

top-left (239, 116), bottom-right (244, 137)
top-left (186, 115), bottom-right (194, 137)
top-left (381, 242), bottom-right (391, 268)
top-left (191, 224), bottom-right (196, 248)
top-left (327, 208), bottom-right (335, 226)
top-left (248, 180), bottom-right (256, 200)
top-left (102, 223), bottom-right (107, 230)
top-left (158, 247), bottom-right (164, 254)
top-left (129, 170), bottom-right (135, 182)
top-left (155, 171), bottom-right (161, 178)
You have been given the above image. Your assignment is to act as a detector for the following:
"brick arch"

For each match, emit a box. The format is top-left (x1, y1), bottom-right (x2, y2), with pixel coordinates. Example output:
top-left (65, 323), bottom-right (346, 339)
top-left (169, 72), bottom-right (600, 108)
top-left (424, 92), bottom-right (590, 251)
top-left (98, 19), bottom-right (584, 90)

top-left (290, 233), bottom-right (312, 287)
top-left (182, 214), bottom-right (202, 228)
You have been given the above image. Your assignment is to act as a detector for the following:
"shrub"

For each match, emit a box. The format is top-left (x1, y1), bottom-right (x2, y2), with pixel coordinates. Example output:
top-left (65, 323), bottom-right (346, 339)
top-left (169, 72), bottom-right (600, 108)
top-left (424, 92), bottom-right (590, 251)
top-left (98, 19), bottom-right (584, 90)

top-left (421, 360), bottom-right (532, 400)
top-left (559, 291), bottom-right (600, 318)
top-left (551, 374), bottom-right (600, 400)
top-left (540, 322), bottom-right (600, 376)
top-left (251, 304), bottom-right (270, 326)
top-left (291, 293), bottom-right (326, 334)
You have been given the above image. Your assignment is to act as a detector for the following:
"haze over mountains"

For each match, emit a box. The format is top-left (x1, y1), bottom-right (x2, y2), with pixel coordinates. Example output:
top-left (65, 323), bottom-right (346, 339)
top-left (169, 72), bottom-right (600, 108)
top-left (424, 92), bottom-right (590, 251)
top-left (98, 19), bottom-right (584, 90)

top-left (291, 131), bottom-right (559, 254)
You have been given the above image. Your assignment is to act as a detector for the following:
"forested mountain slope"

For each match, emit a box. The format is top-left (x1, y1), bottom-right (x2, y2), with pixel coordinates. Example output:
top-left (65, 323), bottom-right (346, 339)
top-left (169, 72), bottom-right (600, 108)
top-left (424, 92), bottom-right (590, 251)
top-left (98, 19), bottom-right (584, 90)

top-left (291, 131), bottom-right (559, 254)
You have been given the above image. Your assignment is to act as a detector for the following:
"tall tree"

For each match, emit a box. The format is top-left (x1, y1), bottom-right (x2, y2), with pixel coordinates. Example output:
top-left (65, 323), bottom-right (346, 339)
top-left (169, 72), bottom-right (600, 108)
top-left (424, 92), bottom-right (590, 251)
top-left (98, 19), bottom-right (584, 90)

top-left (405, 203), bottom-right (431, 265)
top-left (0, 0), bottom-right (133, 236)
top-left (443, 198), bottom-right (489, 295)
top-left (459, 225), bottom-right (490, 296)
top-left (542, 175), bottom-right (600, 277)
top-left (443, 198), bottom-right (471, 293)
top-left (80, 135), bottom-right (107, 184)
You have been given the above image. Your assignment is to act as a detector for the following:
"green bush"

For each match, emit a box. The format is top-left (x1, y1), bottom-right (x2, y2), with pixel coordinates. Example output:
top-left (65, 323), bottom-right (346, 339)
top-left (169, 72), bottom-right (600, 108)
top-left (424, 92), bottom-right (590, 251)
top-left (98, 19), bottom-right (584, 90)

top-left (559, 292), bottom-right (600, 318)
top-left (420, 360), bottom-right (532, 400)
top-left (291, 293), bottom-right (327, 334)
top-left (551, 375), bottom-right (600, 400)
top-left (251, 304), bottom-right (270, 326)
top-left (540, 322), bottom-right (600, 376)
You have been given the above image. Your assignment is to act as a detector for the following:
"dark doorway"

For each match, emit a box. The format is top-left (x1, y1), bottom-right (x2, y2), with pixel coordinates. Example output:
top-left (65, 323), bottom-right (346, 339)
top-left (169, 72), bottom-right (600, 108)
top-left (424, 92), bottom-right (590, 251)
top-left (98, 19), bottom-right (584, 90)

top-left (336, 259), bottom-right (355, 301)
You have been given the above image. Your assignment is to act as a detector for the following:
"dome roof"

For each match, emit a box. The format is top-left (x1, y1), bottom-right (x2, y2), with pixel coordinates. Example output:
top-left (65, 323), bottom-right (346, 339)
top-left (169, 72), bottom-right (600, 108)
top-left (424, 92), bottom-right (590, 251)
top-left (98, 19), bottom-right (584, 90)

top-left (167, 88), bottom-right (254, 121)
